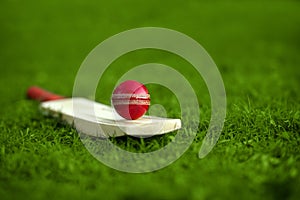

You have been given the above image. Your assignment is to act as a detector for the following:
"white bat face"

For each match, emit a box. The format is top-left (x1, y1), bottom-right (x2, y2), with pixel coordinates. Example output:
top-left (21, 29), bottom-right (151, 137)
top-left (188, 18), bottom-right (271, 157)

top-left (41, 98), bottom-right (181, 138)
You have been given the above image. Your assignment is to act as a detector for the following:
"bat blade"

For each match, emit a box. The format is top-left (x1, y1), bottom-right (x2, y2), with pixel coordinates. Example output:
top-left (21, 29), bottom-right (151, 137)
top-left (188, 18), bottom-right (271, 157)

top-left (41, 98), bottom-right (181, 138)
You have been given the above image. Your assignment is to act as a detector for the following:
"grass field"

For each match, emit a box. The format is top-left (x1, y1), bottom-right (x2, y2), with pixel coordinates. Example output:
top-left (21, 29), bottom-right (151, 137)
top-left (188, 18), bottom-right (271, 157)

top-left (1, 0), bottom-right (300, 199)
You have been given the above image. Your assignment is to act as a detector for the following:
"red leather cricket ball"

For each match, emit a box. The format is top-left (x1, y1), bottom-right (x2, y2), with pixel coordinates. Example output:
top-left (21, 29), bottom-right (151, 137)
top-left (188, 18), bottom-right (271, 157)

top-left (112, 80), bottom-right (150, 120)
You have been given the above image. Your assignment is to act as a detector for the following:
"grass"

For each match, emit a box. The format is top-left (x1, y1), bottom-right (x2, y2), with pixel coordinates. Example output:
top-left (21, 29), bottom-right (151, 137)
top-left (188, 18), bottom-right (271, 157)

top-left (1, 0), bottom-right (300, 199)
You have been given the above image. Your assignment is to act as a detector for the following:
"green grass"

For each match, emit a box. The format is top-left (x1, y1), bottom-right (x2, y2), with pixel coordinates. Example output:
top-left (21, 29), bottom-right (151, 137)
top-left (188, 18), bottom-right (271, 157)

top-left (1, 0), bottom-right (300, 199)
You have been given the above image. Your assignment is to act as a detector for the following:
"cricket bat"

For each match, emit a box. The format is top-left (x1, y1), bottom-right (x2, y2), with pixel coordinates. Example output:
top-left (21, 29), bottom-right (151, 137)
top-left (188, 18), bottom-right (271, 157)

top-left (27, 86), bottom-right (181, 138)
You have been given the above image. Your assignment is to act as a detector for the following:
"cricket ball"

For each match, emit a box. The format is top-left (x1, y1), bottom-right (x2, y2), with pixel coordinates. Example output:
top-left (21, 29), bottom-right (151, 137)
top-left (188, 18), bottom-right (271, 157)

top-left (112, 80), bottom-right (150, 120)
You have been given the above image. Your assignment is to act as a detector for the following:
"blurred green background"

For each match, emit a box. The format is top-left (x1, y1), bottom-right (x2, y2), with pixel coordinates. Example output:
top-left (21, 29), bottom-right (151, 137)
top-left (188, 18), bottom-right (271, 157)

top-left (0, 0), bottom-right (299, 199)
